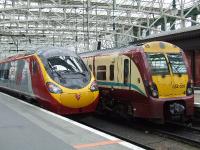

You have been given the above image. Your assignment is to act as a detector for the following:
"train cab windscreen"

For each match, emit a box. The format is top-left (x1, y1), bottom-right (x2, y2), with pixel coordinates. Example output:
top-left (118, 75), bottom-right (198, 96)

top-left (47, 56), bottom-right (91, 89)
top-left (146, 53), bottom-right (169, 75)
top-left (167, 54), bottom-right (187, 74)
top-left (146, 53), bottom-right (188, 98)
top-left (147, 53), bottom-right (187, 75)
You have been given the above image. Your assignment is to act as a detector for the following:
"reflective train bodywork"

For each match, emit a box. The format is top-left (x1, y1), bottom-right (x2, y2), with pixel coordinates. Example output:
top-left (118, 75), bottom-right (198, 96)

top-left (81, 41), bottom-right (194, 122)
top-left (0, 47), bottom-right (99, 115)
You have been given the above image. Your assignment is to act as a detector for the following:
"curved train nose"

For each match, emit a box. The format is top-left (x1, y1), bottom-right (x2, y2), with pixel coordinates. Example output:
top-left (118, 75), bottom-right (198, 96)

top-left (60, 91), bottom-right (98, 108)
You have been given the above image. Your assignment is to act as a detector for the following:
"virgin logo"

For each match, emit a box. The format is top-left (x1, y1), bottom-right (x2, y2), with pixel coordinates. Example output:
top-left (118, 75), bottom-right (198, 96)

top-left (75, 94), bottom-right (81, 100)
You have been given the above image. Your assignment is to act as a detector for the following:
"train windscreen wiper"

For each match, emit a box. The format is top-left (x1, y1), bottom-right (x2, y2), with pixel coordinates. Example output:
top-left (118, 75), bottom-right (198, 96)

top-left (61, 69), bottom-right (86, 76)
top-left (73, 71), bottom-right (86, 76)
top-left (48, 62), bottom-right (64, 79)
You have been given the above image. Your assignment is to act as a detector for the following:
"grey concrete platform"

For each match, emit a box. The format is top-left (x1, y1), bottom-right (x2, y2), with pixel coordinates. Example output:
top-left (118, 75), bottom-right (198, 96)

top-left (0, 92), bottom-right (143, 150)
top-left (194, 90), bottom-right (200, 107)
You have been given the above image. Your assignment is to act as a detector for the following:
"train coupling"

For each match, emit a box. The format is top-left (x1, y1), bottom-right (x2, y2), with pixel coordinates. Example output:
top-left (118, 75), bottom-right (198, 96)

top-left (169, 103), bottom-right (185, 115)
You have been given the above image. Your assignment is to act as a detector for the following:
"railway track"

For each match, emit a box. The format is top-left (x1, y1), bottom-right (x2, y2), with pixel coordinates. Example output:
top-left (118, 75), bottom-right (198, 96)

top-left (151, 123), bottom-right (200, 148)
top-left (71, 114), bottom-right (200, 150)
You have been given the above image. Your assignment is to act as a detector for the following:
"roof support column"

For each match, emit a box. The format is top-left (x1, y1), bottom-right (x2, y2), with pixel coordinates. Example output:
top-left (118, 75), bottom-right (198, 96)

top-left (163, 15), bottom-right (167, 31)
top-left (113, 0), bottom-right (118, 47)
top-left (132, 27), bottom-right (138, 42)
top-left (137, 26), bottom-right (141, 39)
top-left (180, 0), bottom-right (185, 28)
top-left (75, 7), bottom-right (78, 53)
top-left (86, 0), bottom-right (90, 50)
top-left (27, 0), bottom-right (30, 7)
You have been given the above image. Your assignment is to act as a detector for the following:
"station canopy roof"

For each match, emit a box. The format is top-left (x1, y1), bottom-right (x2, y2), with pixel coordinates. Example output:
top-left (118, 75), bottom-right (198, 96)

top-left (0, 0), bottom-right (199, 57)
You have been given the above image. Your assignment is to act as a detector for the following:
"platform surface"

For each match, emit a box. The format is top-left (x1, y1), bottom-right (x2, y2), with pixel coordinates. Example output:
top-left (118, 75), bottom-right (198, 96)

top-left (0, 92), bottom-right (143, 150)
top-left (194, 90), bottom-right (200, 107)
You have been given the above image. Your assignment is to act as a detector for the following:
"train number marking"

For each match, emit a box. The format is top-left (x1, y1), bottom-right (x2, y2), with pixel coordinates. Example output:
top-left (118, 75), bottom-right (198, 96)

top-left (172, 84), bottom-right (185, 88)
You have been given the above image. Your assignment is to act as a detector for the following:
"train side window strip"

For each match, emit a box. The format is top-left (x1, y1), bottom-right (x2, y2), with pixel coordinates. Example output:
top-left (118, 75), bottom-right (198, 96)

top-left (4, 63), bottom-right (10, 80)
top-left (97, 65), bottom-right (106, 80)
top-left (124, 59), bottom-right (129, 84)
top-left (110, 65), bottom-right (114, 81)
top-left (0, 63), bottom-right (5, 80)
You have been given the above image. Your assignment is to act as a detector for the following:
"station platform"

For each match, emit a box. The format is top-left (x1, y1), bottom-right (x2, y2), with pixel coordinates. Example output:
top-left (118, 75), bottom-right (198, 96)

top-left (0, 92), bottom-right (144, 150)
top-left (194, 90), bottom-right (200, 107)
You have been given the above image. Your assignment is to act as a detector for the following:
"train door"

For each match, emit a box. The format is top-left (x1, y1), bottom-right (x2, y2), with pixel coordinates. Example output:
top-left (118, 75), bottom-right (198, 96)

top-left (124, 58), bottom-right (131, 90)
top-left (117, 56), bottom-right (131, 90)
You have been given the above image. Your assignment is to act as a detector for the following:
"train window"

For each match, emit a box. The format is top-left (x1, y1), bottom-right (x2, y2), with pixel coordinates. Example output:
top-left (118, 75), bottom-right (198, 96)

top-left (147, 53), bottom-right (169, 75)
top-left (45, 56), bottom-right (90, 89)
top-left (4, 63), bottom-right (10, 80)
top-left (167, 54), bottom-right (187, 74)
top-left (97, 65), bottom-right (106, 80)
top-left (15, 60), bottom-right (26, 84)
top-left (9, 61), bottom-right (17, 81)
top-left (110, 65), bottom-right (114, 81)
top-left (0, 64), bottom-right (4, 80)
top-left (124, 59), bottom-right (129, 84)
top-left (47, 56), bottom-right (87, 73)
top-left (89, 65), bottom-right (92, 71)
top-left (32, 60), bottom-right (38, 74)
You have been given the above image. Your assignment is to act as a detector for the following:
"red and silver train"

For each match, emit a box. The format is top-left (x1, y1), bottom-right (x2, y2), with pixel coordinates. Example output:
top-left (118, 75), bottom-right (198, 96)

top-left (81, 41), bottom-right (194, 122)
top-left (0, 47), bottom-right (99, 115)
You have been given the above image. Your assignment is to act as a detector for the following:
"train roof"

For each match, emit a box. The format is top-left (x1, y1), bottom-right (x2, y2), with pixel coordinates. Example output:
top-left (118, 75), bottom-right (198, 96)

top-left (80, 41), bottom-right (180, 57)
top-left (79, 44), bottom-right (142, 57)
top-left (35, 47), bottom-right (78, 58)
top-left (0, 47), bottom-right (78, 63)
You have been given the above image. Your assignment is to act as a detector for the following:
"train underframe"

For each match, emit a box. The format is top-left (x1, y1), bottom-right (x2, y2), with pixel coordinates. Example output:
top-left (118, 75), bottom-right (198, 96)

top-left (97, 89), bottom-right (194, 123)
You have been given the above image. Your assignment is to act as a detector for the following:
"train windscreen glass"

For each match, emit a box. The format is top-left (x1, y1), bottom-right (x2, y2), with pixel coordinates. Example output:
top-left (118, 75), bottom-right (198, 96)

top-left (147, 53), bottom-right (169, 75)
top-left (167, 54), bottom-right (187, 74)
top-left (47, 56), bottom-right (90, 89)
top-left (48, 56), bottom-right (87, 73)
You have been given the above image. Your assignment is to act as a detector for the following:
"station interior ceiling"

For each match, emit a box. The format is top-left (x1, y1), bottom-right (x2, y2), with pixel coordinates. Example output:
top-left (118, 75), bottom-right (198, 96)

top-left (0, 0), bottom-right (200, 58)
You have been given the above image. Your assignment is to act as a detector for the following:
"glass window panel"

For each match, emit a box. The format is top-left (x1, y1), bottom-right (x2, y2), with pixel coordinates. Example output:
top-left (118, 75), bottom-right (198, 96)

top-left (97, 65), bottom-right (106, 80)
top-left (110, 65), bottom-right (114, 81)
top-left (167, 53), bottom-right (187, 74)
top-left (147, 53), bottom-right (169, 75)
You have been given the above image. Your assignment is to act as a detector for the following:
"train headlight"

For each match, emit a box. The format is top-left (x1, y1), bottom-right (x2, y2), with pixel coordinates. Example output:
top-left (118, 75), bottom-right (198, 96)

top-left (90, 81), bottom-right (98, 92)
top-left (149, 82), bottom-right (159, 98)
top-left (152, 90), bottom-right (158, 97)
top-left (46, 82), bottom-right (62, 94)
top-left (186, 80), bottom-right (194, 96)
top-left (187, 88), bottom-right (193, 95)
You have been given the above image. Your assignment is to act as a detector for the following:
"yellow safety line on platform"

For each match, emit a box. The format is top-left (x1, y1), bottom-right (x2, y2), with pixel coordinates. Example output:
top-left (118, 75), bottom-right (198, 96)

top-left (73, 139), bottom-right (122, 149)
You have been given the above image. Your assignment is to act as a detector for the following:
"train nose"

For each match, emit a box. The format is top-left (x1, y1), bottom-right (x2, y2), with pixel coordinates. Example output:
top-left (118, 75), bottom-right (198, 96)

top-left (60, 91), bottom-right (96, 108)
top-left (169, 103), bottom-right (185, 115)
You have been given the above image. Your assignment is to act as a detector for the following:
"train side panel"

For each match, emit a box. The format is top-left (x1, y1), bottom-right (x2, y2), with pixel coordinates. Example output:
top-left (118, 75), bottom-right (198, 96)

top-left (0, 57), bottom-right (34, 97)
top-left (88, 53), bottom-right (150, 117)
